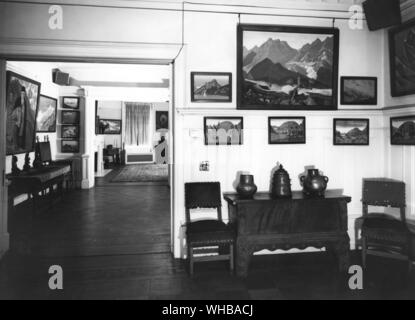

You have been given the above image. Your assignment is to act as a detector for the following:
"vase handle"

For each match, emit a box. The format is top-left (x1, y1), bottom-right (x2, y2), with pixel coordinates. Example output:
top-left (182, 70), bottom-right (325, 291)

top-left (324, 176), bottom-right (329, 183)
top-left (300, 176), bottom-right (305, 183)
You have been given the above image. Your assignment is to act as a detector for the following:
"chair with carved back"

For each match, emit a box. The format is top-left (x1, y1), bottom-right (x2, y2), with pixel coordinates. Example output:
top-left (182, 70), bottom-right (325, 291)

top-left (361, 178), bottom-right (414, 272)
top-left (185, 182), bottom-right (235, 276)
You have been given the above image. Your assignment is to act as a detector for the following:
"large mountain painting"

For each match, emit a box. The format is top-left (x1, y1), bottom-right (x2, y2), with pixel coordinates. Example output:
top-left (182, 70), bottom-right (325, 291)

top-left (238, 25), bottom-right (339, 110)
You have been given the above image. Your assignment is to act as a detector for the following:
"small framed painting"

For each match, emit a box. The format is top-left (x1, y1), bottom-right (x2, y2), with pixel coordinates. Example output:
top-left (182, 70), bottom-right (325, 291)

top-left (156, 111), bottom-right (169, 130)
top-left (204, 117), bottom-right (243, 145)
top-left (36, 95), bottom-right (57, 133)
top-left (333, 119), bottom-right (369, 146)
top-left (61, 125), bottom-right (79, 139)
top-left (390, 116), bottom-right (415, 145)
top-left (98, 119), bottom-right (122, 135)
top-left (340, 77), bottom-right (377, 105)
top-left (61, 110), bottom-right (80, 124)
top-left (191, 72), bottom-right (232, 103)
top-left (61, 140), bottom-right (80, 153)
top-left (268, 117), bottom-right (306, 144)
top-left (62, 96), bottom-right (80, 109)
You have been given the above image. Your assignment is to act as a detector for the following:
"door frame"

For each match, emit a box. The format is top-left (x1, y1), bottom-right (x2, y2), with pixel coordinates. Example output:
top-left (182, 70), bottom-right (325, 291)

top-left (0, 55), bottom-right (175, 259)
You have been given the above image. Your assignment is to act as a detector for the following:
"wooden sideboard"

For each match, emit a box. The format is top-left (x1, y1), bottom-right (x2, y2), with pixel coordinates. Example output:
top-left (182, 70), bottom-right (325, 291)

top-left (223, 191), bottom-right (351, 277)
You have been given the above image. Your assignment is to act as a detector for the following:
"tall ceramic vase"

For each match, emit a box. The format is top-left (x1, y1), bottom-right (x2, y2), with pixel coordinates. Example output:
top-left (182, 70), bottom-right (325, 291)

top-left (236, 174), bottom-right (258, 198)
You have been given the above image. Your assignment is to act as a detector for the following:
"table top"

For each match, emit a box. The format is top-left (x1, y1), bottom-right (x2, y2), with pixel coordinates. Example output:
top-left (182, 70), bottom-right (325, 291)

top-left (7, 165), bottom-right (71, 183)
top-left (223, 190), bottom-right (352, 204)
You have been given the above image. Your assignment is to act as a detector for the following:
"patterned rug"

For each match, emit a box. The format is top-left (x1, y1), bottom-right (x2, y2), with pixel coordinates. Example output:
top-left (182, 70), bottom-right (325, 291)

top-left (111, 164), bottom-right (168, 182)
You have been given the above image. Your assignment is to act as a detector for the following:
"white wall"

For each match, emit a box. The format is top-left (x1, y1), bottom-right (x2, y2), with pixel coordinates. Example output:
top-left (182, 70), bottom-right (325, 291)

top-left (97, 101), bottom-right (123, 148)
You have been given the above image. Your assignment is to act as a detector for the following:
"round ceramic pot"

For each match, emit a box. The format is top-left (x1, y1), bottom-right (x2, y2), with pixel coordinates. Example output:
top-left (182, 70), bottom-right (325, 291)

top-left (300, 169), bottom-right (329, 197)
top-left (236, 174), bottom-right (258, 198)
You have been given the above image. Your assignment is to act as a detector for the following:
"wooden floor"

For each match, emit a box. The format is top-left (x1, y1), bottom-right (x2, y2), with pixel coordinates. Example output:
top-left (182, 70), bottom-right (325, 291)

top-left (0, 182), bottom-right (414, 300)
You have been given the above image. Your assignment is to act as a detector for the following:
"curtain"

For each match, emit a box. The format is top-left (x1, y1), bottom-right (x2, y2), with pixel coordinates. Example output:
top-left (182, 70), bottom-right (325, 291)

top-left (124, 102), bottom-right (151, 146)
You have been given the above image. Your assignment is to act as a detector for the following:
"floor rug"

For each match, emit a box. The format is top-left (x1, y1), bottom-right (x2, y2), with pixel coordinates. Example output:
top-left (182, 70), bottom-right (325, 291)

top-left (111, 164), bottom-right (168, 183)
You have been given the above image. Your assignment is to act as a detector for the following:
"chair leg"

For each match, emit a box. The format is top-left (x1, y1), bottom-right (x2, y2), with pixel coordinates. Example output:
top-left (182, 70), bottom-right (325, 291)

top-left (189, 246), bottom-right (194, 276)
top-left (229, 243), bottom-right (234, 275)
top-left (362, 236), bottom-right (367, 269)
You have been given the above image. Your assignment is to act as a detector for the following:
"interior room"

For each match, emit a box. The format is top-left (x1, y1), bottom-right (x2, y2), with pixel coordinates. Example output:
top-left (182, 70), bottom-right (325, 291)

top-left (0, 0), bottom-right (415, 301)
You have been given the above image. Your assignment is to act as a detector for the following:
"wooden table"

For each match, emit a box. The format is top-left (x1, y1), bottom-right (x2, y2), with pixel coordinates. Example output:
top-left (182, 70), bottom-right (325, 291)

top-left (223, 191), bottom-right (351, 277)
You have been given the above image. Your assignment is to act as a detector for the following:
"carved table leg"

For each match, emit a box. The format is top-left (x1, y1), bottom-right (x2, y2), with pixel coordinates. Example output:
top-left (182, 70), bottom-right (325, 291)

top-left (334, 240), bottom-right (350, 273)
top-left (236, 238), bottom-right (253, 277)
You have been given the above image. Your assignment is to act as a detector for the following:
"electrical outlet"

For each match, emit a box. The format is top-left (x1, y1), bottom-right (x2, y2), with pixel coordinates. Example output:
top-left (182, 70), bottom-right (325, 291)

top-left (199, 161), bottom-right (210, 172)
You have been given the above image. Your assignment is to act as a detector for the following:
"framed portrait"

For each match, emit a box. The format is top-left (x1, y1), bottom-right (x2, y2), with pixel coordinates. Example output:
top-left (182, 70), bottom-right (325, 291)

top-left (204, 117), bottom-right (243, 145)
top-left (389, 18), bottom-right (415, 97)
top-left (268, 117), bottom-right (306, 144)
top-left (36, 95), bottom-right (57, 133)
top-left (61, 110), bottom-right (80, 124)
top-left (340, 77), bottom-right (377, 105)
top-left (390, 116), bottom-right (415, 145)
top-left (61, 140), bottom-right (80, 153)
top-left (333, 119), bottom-right (370, 146)
top-left (156, 111), bottom-right (169, 130)
top-left (237, 24), bottom-right (339, 110)
top-left (6, 71), bottom-right (41, 155)
top-left (98, 119), bottom-right (122, 135)
top-left (191, 72), bottom-right (232, 102)
top-left (61, 125), bottom-right (79, 139)
top-left (62, 96), bottom-right (80, 109)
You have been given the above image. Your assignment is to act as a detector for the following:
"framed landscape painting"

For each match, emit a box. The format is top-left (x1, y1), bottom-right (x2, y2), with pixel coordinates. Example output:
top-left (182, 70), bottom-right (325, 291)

top-left (6, 71), bottom-right (41, 155)
top-left (333, 119), bottom-right (369, 146)
top-left (191, 72), bottom-right (232, 102)
top-left (204, 117), bottom-right (243, 145)
top-left (341, 77), bottom-right (377, 105)
top-left (268, 117), bottom-right (306, 144)
top-left (390, 116), bottom-right (415, 145)
top-left (98, 119), bottom-right (122, 135)
top-left (61, 140), bottom-right (80, 153)
top-left (61, 125), bottom-right (79, 139)
top-left (63, 96), bottom-right (80, 109)
top-left (237, 24), bottom-right (339, 110)
top-left (36, 95), bottom-right (57, 133)
top-left (61, 110), bottom-right (80, 124)
top-left (389, 18), bottom-right (415, 97)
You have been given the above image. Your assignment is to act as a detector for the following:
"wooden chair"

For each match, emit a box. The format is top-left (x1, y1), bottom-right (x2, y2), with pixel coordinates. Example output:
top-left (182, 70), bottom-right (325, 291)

top-left (361, 178), bottom-right (414, 272)
top-left (185, 182), bottom-right (235, 276)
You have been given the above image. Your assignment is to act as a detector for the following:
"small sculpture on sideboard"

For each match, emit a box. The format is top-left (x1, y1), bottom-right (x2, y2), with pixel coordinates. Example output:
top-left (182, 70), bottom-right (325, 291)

top-left (236, 174), bottom-right (258, 199)
top-left (11, 155), bottom-right (21, 175)
top-left (271, 164), bottom-right (292, 198)
top-left (300, 168), bottom-right (329, 197)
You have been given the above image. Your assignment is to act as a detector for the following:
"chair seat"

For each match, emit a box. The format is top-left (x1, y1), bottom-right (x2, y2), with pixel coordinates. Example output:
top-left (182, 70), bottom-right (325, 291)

top-left (187, 220), bottom-right (234, 245)
top-left (362, 213), bottom-right (406, 230)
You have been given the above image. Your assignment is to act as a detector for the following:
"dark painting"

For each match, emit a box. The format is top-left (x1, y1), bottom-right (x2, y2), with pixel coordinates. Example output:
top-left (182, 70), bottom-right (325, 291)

top-left (63, 97), bottom-right (80, 109)
top-left (204, 117), bottom-right (243, 145)
top-left (191, 72), bottom-right (232, 102)
top-left (389, 19), bottom-right (415, 97)
top-left (36, 95), bottom-right (57, 132)
top-left (391, 116), bottom-right (415, 145)
top-left (98, 119), bottom-right (122, 135)
top-left (61, 140), bottom-right (80, 153)
top-left (61, 111), bottom-right (80, 124)
top-left (6, 71), bottom-right (41, 155)
top-left (334, 119), bottom-right (369, 146)
top-left (268, 117), bottom-right (306, 144)
top-left (341, 77), bottom-right (377, 105)
top-left (238, 24), bottom-right (339, 110)
top-left (156, 111), bottom-right (169, 130)
top-left (61, 125), bottom-right (79, 139)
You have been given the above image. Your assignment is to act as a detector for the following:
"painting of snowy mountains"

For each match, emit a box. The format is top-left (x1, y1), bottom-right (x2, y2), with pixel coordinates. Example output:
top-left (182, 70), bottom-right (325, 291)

top-left (36, 95), bottom-right (57, 133)
top-left (191, 72), bottom-right (232, 102)
top-left (237, 24), bottom-right (339, 110)
top-left (341, 77), bottom-right (377, 105)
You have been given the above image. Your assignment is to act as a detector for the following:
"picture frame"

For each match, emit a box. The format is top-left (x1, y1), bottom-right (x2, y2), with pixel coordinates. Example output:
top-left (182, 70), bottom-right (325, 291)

top-left (61, 140), bottom-right (80, 153)
top-left (237, 24), bottom-right (339, 110)
top-left (268, 117), bottom-right (306, 144)
top-left (6, 71), bottom-right (41, 155)
top-left (62, 96), bottom-right (80, 109)
top-left (98, 119), bottom-right (122, 135)
top-left (61, 110), bottom-right (80, 124)
top-left (390, 116), bottom-right (415, 145)
top-left (156, 111), bottom-right (169, 130)
top-left (204, 117), bottom-right (243, 145)
top-left (333, 119), bottom-right (370, 146)
top-left (61, 125), bottom-right (79, 139)
top-left (340, 77), bottom-right (377, 105)
top-left (36, 95), bottom-right (57, 133)
top-left (389, 18), bottom-right (415, 97)
top-left (191, 72), bottom-right (232, 103)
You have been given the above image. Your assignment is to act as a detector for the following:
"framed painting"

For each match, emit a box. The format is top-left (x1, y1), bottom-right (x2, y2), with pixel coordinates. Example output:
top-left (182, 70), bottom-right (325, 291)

top-left (191, 72), bottom-right (232, 102)
top-left (61, 110), bottom-right (80, 124)
top-left (333, 119), bottom-right (369, 146)
top-left (390, 116), bottom-right (415, 145)
top-left (237, 24), bottom-right (339, 110)
top-left (389, 18), bottom-right (415, 97)
top-left (36, 95), bottom-right (57, 133)
top-left (204, 117), bottom-right (243, 145)
top-left (156, 111), bottom-right (169, 130)
top-left (61, 125), bottom-right (79, 139)
top-left (98, 119), bottom-right (122, 135)
top-left (268, 117), bottom-right (306, 144)
top-left (61, 140), bottom-right (80, 153)
top-left (340, 77), bottom-right (377, 105)
top-left (6, 71), bottom-right (41, 155)
top-left (62, 96), bottom-right (80, 109)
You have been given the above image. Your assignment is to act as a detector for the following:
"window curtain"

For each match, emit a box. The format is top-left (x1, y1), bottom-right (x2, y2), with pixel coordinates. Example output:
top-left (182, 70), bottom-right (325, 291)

top-left (124, 102), bottom-right (151, 146)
